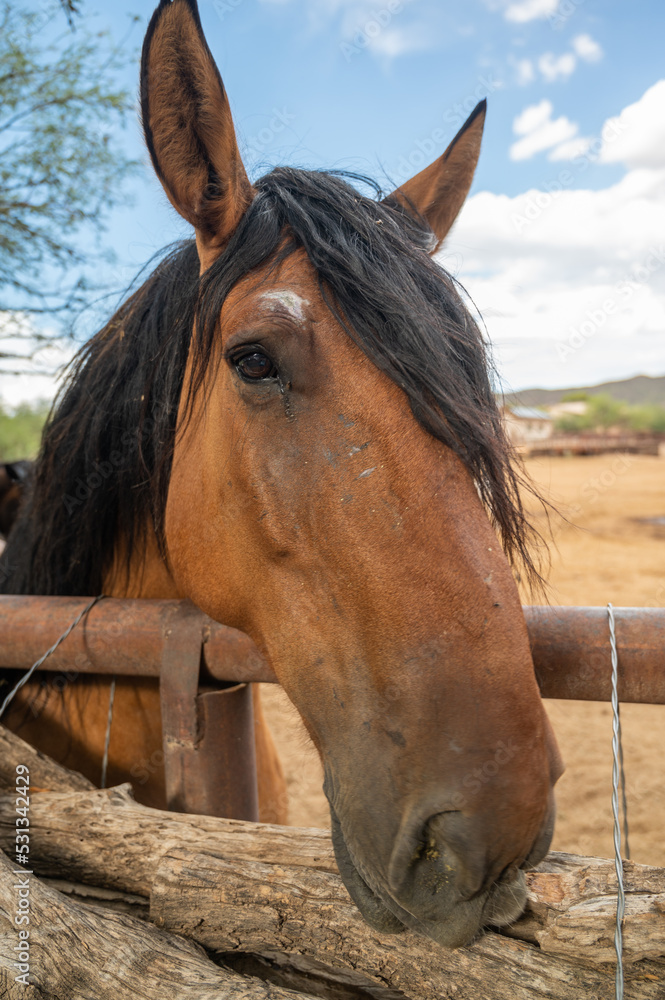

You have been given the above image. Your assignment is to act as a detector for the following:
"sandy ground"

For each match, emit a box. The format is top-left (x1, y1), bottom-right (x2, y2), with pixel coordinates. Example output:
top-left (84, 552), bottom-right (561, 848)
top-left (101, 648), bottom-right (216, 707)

top-left (259, 454), bottom-right (665, 865)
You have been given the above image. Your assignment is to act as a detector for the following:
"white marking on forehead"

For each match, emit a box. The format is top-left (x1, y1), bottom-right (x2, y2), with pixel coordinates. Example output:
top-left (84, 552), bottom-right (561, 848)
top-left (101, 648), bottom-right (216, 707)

top-left (260, 289), bottom-right (309, 321)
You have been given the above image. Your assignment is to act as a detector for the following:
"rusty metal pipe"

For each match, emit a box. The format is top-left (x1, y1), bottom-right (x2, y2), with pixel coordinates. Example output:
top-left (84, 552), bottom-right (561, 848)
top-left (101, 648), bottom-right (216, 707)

top-left (0, 595), bottom-right (277, 683)
top-left (524, 605), bottom-right (665, 704)
top-left (0, 597), bottom-right (664, 704)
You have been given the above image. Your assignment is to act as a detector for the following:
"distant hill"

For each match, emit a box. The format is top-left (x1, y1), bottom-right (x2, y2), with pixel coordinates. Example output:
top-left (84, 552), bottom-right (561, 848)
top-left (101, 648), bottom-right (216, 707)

top-left (502, 375), bottom-right (665, 408)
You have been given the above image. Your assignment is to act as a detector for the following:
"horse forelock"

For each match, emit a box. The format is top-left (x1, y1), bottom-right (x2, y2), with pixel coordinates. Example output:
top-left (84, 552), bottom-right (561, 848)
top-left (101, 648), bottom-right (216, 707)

top-left (0, 167), bottom-right (547, 599)
top-left (192, 168), bottom-right (548, 589)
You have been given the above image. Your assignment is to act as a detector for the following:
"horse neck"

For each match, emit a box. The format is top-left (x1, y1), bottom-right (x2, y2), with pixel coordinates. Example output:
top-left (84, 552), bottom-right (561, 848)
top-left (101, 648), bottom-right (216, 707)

top-left (103, 524), bottom-right (180, 600)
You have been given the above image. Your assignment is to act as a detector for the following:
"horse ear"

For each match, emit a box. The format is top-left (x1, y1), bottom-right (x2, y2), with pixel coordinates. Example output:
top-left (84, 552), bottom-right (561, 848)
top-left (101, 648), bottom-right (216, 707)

top-left (384, 100), bottom-right (486, 253)
top-left (140, 0), bottom-right (253, 256)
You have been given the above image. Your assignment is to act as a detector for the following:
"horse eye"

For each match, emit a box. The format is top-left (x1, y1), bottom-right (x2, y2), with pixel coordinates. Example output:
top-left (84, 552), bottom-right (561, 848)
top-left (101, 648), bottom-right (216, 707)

top-left (235, 351), bottom-right (277, 382)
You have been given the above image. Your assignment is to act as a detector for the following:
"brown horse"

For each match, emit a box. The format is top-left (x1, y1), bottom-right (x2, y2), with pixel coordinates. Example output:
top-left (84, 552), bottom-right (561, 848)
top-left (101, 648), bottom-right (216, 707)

top-left (0, 461), bottom-right (31, 540)
top-left (0, 0), bottom-right (562, 947)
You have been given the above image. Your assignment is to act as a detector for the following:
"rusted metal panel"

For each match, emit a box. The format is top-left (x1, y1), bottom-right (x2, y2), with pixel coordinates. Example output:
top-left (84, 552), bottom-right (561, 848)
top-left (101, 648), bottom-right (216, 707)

top-left (159, 601), bottom-right (205, 811)
top-left (194, 685), bottom-right (259, 821)
top-left (0, 596), bottom-right (264, 820)
top-left (525, 605), bottom-right (665, 704)
top-left (158, 601), bottom-right (259, 821)
top-left (203, 621), bottom-right (276, 684)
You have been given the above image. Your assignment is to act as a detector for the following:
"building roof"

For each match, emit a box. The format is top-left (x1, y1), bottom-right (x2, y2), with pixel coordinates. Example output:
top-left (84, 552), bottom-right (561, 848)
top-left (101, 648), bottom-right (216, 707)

top-left (508, 406), bottom-right (552, 421)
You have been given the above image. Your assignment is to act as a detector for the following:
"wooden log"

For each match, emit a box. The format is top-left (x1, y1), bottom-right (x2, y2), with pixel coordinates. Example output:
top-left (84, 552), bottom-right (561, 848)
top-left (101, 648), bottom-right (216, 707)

top-left (0, 783), bottom-right (335, 897)
top-left (151, 848), bottom-right (665, 1000)
top-left (40, 877), bottom-right (150, 921)
top-left (0, 724), bottom-right (93, 793)
top-left (0, 781), bottom-right (663, 997)
top-left (511, 853), bottom-right (665, 964)
top-left (0, 850), bottom-right (318, 1000)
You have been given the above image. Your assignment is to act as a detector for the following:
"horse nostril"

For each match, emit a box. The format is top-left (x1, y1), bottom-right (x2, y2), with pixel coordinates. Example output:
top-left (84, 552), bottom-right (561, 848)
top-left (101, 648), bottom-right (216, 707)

top-left (425, 811), bottom-right (486, 898)
top-left (388, 810), bottom-right (484, 904)
top-left (388, 811), bottom-right (450, 896)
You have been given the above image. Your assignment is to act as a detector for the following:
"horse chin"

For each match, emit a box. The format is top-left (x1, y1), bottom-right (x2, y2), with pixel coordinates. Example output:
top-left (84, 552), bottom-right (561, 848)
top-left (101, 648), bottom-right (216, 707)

top-left (329, 806), bottom-right (405, 935)
top-left (482, 869), bottom-right (529, 928)
top-left (330, 808), bottom-right (406, 934)
top-left (329, 806), bottom-right (528, 949)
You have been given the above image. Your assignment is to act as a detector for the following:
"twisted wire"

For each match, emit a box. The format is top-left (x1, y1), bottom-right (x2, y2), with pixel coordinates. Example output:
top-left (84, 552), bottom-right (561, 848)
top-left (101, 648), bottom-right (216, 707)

top-left (100, 676), bottom-right (117, 789)
top-left (0, 595), bottom-right (104, 719)
top-left (608, 602), bottom-right (626, 1000)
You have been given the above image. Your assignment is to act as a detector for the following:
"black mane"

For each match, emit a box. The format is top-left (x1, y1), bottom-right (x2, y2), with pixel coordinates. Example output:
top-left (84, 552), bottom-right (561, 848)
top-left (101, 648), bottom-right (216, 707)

top-left (0, 168), bottom-right (543, 596)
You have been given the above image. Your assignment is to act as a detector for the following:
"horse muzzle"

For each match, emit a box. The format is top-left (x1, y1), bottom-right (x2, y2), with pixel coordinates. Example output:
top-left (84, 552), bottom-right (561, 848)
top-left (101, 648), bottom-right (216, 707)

top-left (329, 797), bottom-right (555, 948)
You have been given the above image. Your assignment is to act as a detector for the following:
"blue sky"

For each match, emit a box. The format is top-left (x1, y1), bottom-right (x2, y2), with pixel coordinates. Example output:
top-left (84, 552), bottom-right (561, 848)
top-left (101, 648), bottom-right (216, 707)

top-left (3, 0), bottom-right (665, 402)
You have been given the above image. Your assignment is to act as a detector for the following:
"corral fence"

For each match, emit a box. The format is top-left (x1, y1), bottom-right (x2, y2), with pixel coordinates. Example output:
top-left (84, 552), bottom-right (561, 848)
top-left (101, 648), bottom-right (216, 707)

top-left (523, 433), bottom-right (665, 458)
top-left (0, 596), bottom-right (664, 999)
top-left (0, 596), bottom-right (663, 821)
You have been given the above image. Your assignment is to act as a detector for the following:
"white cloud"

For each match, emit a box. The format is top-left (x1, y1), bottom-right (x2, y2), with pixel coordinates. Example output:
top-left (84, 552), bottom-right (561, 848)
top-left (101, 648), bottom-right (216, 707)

top-left (510, 99), bottom-right (595, 162)
top-left (513, 99), bottom-right (553, 135)
top-left (520, 36), bottom-right (603, 86)
top-left (262, 0), bottom-right (431, 62)
top-left (364, 24), bottom-right (431, 58)
top-left (599, 80), bottom-right (665, 169)
top-left (572, 33), bottom-right (603, 63)
top-left (503, 0), bottom-right (559, 23)
top-left (510, 101), bottom-right (579, 160)
top-left (0, 371), bottom-right (62, 408)
top-left (548, 136), bottom-right (593, 160)
top-left (538, 52), bottom-right (576, 83)
top-left (514, 58), bottom-right (535, 86)
top-left (442, 84), bottom-right (665, 389)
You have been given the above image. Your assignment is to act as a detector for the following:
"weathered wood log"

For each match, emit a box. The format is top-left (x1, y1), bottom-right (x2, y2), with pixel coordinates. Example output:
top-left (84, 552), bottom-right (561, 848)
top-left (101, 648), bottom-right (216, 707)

top-left (41, 877), bottom-right (150, 921)
top-left (151, 848), bottom-right (665, 1000)
top-left (0, 724), bottom-right (93, 793)
top-left (1, 783), bottom-right (663, 961)
top-left (0, 781), bottom-right (663, 998)
top-left (0, 782), bottom-right (335, 897)
top-left (220, 952), bottom-right (408, 1000)
top-left (0, 850), bottom-right (318, 1000)
top-left (511, 853), bottom-right (665, 963)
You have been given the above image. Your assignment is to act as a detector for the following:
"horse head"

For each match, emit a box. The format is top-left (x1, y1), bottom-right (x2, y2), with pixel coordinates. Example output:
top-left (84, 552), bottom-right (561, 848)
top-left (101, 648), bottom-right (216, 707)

top-left (141, 0), bottom-right (562, 948)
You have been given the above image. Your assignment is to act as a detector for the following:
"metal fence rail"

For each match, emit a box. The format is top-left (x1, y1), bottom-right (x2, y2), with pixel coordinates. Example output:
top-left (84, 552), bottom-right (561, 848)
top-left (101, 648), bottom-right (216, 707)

top-left (1, 597), bottom-right (663, 820)
top-left (525, 604), bottom-right (665, 704)
top-left (0, 595), bottom-right (275, 683)
top-left (1, 597), bottom-right (663, 702)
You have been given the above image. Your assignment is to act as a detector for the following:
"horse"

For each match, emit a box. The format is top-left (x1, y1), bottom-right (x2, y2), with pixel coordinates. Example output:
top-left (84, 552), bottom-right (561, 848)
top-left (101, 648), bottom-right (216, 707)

top-left (0, 0), bottom-right (563, 948)
top-left (0, 461), bottom-right (31, 540)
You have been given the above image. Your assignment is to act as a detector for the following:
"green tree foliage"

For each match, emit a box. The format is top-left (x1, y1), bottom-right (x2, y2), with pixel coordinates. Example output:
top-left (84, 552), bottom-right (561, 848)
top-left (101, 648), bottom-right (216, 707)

top-left (555, 393), bottom-right (665, 434)
top-left (0, 399), bottom-right (50, 460)
top-left (628, 404), bottom-right (665, 434)
top-left (0, 0), bottom-right (138, 367)
top-left (561, 391), bottom-right (590, 402)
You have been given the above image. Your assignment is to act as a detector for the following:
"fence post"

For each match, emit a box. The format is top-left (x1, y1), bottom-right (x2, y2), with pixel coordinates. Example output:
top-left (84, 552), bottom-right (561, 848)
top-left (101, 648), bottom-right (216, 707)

top-left (159, 601), bottom-right (259, 820)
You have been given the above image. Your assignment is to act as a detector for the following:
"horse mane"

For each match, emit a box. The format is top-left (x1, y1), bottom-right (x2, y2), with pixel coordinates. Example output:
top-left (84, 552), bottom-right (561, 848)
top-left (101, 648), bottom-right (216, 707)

top-left (0, 168), bottom-right (545, 597)
top-left (0, 242), bottom-right (200, 595)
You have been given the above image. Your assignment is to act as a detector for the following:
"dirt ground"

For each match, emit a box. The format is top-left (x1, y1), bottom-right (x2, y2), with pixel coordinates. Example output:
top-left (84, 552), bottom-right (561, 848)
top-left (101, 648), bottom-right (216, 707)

top-left (260, 454), bottom-right (665, 866)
